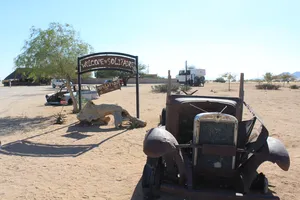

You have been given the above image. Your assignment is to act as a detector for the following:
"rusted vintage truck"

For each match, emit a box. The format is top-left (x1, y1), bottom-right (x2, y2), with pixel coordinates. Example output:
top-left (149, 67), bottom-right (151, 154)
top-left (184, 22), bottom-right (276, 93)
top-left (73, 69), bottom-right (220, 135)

top-left (142, 73), bottom-right (290, 200)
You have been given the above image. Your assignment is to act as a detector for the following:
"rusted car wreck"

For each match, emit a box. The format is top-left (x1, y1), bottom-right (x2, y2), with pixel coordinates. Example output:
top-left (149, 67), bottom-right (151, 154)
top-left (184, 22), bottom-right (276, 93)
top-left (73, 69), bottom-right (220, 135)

top-left (142, 73), bottom-right (290, 200)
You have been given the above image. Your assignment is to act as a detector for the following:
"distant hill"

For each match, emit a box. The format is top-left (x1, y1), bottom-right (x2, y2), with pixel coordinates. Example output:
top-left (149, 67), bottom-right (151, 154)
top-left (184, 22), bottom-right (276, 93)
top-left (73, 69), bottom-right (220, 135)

top-left (278, 71), bottom-right (300, 79)
top-left (292, 71), bottom-right (300, 78)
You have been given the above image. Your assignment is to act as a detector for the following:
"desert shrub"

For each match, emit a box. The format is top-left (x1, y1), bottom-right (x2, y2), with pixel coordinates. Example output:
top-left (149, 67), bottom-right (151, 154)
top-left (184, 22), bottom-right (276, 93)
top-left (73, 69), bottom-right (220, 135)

top-left (151, 84), bottom-right (179, 93)
top-left (290, 84), bottom-right (299, 89)
top-left (151, 84), bottom-right (194, 93)
top-left (255, 84), bottom-right (280, 90)
top-left (214, 77), bottom-right (226, 83)
top-left (180, 85), bottom-right (192, 92)
top-left (54, 112), bottom-right (67, 124)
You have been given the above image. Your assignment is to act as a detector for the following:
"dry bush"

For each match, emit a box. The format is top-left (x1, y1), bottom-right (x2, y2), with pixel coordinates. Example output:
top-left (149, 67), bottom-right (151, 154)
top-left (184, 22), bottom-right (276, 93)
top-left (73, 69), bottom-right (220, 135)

top-left (255, 84), bottom-right (280, 90)
top-left (179, 85), bottom-right (192, 92)
top-left (54, 113), bottom-right (67, 124)
top-left (151, 84), bottom-right (179, 93)
top-left (151, 84), bottom-right (193, 93)
top-left (290, 84), bottom-right (299, 89)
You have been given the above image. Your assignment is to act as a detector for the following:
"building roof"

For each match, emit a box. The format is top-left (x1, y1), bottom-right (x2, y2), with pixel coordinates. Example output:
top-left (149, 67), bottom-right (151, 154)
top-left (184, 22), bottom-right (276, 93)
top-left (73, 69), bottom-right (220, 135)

top-left (4, 68), bottom-right (32, 80)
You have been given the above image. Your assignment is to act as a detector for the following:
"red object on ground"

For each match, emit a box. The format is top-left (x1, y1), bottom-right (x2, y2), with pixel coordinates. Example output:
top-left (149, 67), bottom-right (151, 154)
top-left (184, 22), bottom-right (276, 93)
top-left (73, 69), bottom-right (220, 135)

top-left (60, 100), bottom-right (68, 105)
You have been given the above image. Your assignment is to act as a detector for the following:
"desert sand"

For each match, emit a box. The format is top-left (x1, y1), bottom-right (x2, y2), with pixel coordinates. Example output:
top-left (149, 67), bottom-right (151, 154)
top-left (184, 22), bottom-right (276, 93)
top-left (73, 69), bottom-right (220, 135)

top-left (0, 82), bottom-right (299, 200)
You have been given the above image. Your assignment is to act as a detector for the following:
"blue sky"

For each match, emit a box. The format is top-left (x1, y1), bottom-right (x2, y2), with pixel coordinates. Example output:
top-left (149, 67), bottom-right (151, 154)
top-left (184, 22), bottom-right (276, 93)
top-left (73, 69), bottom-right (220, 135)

top-left (0, 0), bottom-right (299, 80)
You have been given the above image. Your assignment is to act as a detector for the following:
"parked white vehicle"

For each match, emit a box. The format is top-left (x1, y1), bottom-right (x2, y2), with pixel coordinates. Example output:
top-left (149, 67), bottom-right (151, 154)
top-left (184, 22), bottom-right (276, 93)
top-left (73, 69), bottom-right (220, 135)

top-left (45, 85), bottom-right (99, 105)
top-left (51, 79), bottom-right (73, 88)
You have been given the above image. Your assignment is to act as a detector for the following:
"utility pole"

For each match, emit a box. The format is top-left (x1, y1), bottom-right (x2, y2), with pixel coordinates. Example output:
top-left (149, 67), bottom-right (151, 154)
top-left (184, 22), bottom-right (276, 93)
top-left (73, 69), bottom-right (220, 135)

top-left (185, 60), bottom-right (187, 85)
top-left (185, 60), bottom-right (188, 90)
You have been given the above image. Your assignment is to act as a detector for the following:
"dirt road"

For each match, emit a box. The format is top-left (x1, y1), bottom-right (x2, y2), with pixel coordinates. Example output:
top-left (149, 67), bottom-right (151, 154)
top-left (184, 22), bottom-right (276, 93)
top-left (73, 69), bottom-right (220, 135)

top-left (0, 83), bottom-right (299, 200)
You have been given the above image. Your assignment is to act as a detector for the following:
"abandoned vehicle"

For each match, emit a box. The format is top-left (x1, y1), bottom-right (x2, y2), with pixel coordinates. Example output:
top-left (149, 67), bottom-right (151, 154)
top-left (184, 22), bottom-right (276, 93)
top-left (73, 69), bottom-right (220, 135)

top-left (45, 85), bottom-right (99, 105)
top-left (142, 73), bottom-right (290, 200)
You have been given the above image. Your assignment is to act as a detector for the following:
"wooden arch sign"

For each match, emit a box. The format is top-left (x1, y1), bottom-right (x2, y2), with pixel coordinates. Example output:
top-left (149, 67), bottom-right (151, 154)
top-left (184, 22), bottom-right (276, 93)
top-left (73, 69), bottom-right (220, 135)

top-left (77, 52), bottom-right (140, 118)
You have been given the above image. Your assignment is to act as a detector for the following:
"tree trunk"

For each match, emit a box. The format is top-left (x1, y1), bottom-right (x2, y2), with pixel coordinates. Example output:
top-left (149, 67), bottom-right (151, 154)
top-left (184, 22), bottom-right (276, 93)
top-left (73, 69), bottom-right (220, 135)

top-left (228, 80), bottom-right (231, 91)
top-left (66, 78), bottom-right (79, 113)
top-left (122, 78), bottom-right (128, 86)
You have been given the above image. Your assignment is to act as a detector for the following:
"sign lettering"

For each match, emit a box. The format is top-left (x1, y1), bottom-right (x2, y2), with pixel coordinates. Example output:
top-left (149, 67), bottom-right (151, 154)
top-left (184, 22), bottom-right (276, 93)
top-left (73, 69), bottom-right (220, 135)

top-left (80, 55), bottom-right (136, 73)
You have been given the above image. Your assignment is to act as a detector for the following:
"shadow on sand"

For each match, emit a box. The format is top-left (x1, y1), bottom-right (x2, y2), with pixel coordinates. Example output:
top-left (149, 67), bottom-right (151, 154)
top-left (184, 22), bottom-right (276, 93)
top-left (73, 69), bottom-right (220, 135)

top-left (0, 116), bottom-right (53, 136)
top-left (0, 122), bottom-right (128, 157)
top-left (130, 178), bottom-right (278, 200)
top-left (130, 178), bottom-right (184, 200)
top-left (67, 123), bottom-right (125, 133)
top-left (130, 178), bottom-right (144, 200)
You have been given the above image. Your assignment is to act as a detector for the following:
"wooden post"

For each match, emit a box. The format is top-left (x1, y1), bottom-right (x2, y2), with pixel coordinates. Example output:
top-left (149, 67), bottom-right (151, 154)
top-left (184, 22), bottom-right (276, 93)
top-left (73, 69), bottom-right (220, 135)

top-left (167, 70), bottom-right (171, 99)
top-left (165, 70), bottom-right (172, 131)
top-left (239, 73), bottom-right (244, 101)
top-left (185, 61), bottom-right (188, 91)
top-left (238, 73), bottom-right (244, 121)
top-left (135, 56), bottom-right (140, 118)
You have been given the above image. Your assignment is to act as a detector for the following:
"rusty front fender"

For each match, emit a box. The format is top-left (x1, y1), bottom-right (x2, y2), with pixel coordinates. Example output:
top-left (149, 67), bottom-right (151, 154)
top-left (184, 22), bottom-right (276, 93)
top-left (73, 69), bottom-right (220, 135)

top-left (263, 137), bottom-right (290, 171)
top-left (143, 127), bottom-right (178, 158)
top-left (143, 127), bottom-right (187, 183)
top-left (238, 136), bottom-right (290, 193)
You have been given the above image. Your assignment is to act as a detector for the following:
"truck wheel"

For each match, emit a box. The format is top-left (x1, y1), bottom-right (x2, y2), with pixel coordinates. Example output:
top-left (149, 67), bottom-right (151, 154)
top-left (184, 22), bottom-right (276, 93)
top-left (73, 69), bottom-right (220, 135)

top-left (142, 157), bottom-right (163, 200)
top-left (250, 173), bottom-right (269, 194)
top-left (193, 76), bottom-right (201, 86)
top-left (52, 84), bottom-right (56, 88)
top-left (199, 76), bottom-right (205, 87)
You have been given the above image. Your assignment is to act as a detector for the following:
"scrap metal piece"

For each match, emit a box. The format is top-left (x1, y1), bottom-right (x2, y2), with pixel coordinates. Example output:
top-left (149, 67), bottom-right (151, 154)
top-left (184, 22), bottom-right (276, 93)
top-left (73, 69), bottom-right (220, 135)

top-left (77, 101), bottom-right (146, 128)
top-left (96, 80), bottom-right (121, 96)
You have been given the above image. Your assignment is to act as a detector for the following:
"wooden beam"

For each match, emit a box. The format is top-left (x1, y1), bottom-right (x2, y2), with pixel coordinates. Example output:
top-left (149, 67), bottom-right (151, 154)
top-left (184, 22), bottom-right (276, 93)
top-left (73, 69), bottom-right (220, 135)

top-left (238, 73), bottom-right (245, 121)
top-left (167, 70), bottom-right (171, 99)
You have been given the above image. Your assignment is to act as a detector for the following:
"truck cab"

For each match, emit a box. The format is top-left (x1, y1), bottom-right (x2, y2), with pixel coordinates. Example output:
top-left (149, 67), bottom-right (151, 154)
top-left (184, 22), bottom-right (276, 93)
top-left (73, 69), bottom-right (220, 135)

top-left (176, 68), bottom-right (206, 87)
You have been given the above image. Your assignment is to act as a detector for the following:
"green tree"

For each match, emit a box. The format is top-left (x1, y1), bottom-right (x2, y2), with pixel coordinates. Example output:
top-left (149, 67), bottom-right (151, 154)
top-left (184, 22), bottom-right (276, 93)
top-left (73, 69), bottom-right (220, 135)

top-left (222, 72), bottom-right (236, 91)
top-left (263, 72), bottom-right (273, 83)
top-left (214, 77), bottom-right (226, 83)
top-left (280, 73), bottom-right (295, 84)
top-left (95, 63), bottom-right (147, 86)
top-left (272, 74), bottom-right (280, 81)
top-left (14, 22), bottom-right (93, 113)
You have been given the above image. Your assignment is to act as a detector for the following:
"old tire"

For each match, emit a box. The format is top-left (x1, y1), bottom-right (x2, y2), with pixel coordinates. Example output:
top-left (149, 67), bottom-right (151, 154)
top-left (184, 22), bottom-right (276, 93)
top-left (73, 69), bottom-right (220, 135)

top-left (250, 173), bottom-right (269, 194)
top-left (142, 157), bottom-right (163, 200)
top-left (193, 76), bottom-right (201, 86)
top-left (160, 108), bottom-right (166, 126)
top-left (199, 76), bottom-right (205, 87)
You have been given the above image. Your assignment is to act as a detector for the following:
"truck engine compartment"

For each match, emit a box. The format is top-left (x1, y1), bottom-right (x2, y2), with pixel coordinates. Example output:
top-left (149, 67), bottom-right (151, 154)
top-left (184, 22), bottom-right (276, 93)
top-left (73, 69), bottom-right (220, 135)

top-left (177, 101), bottom-right (237, 145)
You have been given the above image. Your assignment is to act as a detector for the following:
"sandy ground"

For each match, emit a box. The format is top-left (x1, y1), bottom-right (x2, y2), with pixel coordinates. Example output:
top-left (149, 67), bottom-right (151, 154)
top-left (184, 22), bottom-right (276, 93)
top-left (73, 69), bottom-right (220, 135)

top-left (0, 82), bottom-right (299, 200)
